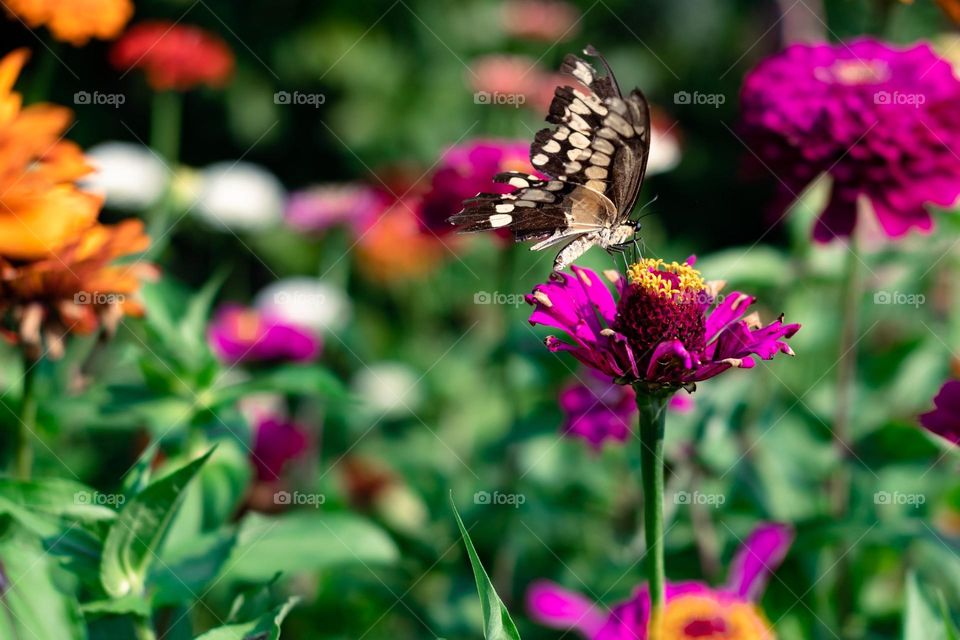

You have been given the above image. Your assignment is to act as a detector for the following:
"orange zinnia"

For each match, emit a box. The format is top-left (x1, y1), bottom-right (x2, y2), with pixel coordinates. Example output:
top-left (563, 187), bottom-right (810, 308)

top-left (0, 49), bottom-right (154, 358)
top-left (4, 0), bottom-right (133, 45)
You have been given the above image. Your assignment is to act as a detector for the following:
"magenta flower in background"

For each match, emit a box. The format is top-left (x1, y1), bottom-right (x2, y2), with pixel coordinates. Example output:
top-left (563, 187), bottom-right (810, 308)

top-left (920, 380), bottom-right (960, 445)
top-left (527, 260), bottom-right (799, 389)
top-left (560, 372), bottom-right (636, 449)
top-left (252, 414), bottom-right (310, 482)
top-left (500, 0), bottom-right (580, 42)
top-left (527, 523), bottom-right (793, 639)
top-left (418, 139), bottom-right (542, 236)
top-left (559, 372), bottom-right (695, 449)
top-left (208, 304), bottom-right (321, 364)
top-left (284, 183), bottom-right (390, 235)
top-left (740, 38), bottom-right (960, 241)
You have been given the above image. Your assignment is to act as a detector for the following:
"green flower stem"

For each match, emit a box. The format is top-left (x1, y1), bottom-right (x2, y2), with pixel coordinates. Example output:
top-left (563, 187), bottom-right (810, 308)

top-left (146, 90), bottom-right (183, 257)
top-left (151, 90), bottom-right (182, 164)
top-left (635, 390), bottom-right (669, 630)
top-left (14, 355), bottom-right (38, 480)
top-left (830, 237), bottom-right (861, 517)
top-left (133, 617), bottom-right (156, 640)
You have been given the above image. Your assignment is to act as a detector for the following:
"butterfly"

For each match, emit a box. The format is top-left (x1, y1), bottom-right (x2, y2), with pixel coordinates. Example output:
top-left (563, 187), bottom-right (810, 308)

top-left (449, 46), bottom-right (652, 271)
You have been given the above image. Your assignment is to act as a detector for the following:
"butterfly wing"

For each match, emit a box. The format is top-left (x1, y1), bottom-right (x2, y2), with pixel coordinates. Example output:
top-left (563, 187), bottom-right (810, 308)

top-left (449, 171), bottom-right (615, 242)
top-left (531, 54), bottom-right (651, 222)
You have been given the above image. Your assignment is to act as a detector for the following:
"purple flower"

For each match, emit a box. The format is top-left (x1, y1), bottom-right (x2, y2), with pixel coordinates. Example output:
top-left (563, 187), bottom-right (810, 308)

top-left (417, 140), bottom-right (542, 236)
top-left (527, 523), bottom-right (793, 640)
top-left (284, 183), bottom-right (389, 235)
top-left (741, 38), bottom-right (960, 242)
top-left (208, 304), bottom-right (321, 364)
top-left (526, 261), bottom-right (799, 389)
top-left (252, 414), bottom-right (310, 482)
top-left (560, 372), bottom-right (636, 449)
top-left (559, 372), bottom-right (695, 449)
top-left (920, 380), bottom-right (960, 445)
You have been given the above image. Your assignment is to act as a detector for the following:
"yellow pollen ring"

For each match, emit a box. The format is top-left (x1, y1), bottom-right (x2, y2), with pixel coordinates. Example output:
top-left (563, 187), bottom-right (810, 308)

top-left (626, 259), bottom-right (706, 299)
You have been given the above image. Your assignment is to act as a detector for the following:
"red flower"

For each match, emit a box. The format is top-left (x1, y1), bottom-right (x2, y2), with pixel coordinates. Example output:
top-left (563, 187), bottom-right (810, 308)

top-left (111, 21), bottom-right (234, 91)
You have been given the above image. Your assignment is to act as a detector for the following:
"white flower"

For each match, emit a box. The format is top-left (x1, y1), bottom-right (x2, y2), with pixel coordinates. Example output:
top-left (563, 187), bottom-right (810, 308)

top-left (81, 141), bottom-right (169, 210)
top-left (352, 362), bottom-right (422, 419)
top-left (192, 162), bottom-right (285, 231)
top-left (254, 278), bottom-right (350, 334)
top-left (647, 119), bottom-right (681, 176)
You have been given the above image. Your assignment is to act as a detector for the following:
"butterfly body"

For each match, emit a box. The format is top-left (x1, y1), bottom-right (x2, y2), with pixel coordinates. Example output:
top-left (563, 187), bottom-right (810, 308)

top-left (449, 46), bottom-right (651, 271)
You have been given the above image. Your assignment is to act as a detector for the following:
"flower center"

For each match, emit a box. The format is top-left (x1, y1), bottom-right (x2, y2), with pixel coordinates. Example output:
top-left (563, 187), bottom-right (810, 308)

top-left (613, 260), bottom-right (708, 374)
top-left (814, 59), bottom-right (890, 85)
top-left (660, 595), bottom-right (772, 640)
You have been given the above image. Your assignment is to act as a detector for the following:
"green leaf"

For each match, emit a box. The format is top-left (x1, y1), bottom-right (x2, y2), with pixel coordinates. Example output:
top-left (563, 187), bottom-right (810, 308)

top-left (122, 441), bottom-right (160, 497)
top-left (0, 518), bottom-right (86, 640)
top-left (905, 572), bottom-right (947, 640)
top-left (151, 529), bottom-right (237, 606)
top-left (451, 497), bottom-right (522, 640)
top-left (100, 449), bottom-right (214, 598)
top-left (212, 364), bottom-right (347, 406)
top-left (941, 593), bottom-right (959, 640)
top-left (80, 594), bottom-right (151, 619)
top-left (223, 511), bottom-right (398, 583)
top-left (194, 597), bottom-right (298, 640)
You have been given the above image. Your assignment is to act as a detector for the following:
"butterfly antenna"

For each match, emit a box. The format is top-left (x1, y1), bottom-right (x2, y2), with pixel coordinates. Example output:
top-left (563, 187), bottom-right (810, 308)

top-left (633, 194), bottom-right (660, 223)
top-left (583, 45), bottom-right (622, 97)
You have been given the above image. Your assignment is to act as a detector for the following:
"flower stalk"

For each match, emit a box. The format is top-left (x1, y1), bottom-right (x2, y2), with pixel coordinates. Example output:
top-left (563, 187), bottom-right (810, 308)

top-left (15, 355), bottom-right (38, 480)
top-left (634, 388), bottom-right (670, 634)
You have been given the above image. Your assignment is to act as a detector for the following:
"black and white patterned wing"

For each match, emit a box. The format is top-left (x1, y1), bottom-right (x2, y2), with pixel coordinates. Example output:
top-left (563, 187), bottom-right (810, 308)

top-left (530, 52), bottom-right (651, 221)
top-left (449, 171), bottom-right (615, 242)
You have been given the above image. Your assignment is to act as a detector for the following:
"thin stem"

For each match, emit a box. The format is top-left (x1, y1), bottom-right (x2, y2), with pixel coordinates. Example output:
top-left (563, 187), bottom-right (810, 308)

top-left (145, 90), bottom-right (183, 258)
top-left (830, 238), bottom-right (861, 517)
top-left (15, 355), bottom-right (38, 480)
top-left (133, 617), bottom-right (156, 640)
top-left (635, 390), bottom-right (669, 633)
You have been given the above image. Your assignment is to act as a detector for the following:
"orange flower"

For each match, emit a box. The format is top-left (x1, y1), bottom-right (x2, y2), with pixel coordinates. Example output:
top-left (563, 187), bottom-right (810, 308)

top-left (4, 0), bottom-right (133, 45)
top-left (355, 196), bottom-right (446, 283)
top-left (0, 49), bottom-right (154, 358)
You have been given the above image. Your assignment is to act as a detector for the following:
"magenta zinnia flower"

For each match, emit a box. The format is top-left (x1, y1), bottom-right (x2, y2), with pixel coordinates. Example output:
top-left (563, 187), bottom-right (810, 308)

top-left (418, 140), bottom-right (542, 236)
top-left (527, 260), bottom-right (799, 389)
top-left (284, 183), bottom-right (389, 235)
top-left (527, 523), bottom-right (793, 640)
top-left (920, 380), bottom-right (960, 446)
top-left (740, 38), bottom-right (960, 241)
top-left (208, 304), bottom-right (321, 364)
top-left (252, 414), bottom-right (310, 482)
